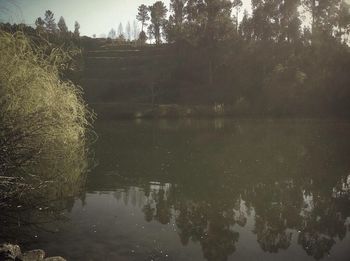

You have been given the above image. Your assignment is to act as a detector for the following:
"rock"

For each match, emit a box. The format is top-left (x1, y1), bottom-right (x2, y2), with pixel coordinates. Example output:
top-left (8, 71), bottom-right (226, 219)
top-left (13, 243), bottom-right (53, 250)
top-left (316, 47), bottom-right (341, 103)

top-left (18, 249), bottom-right (45, 261)
top-left (0, 244), bottom-right (21, 260)
top-left (0, 244), bottom-right (65, 261)
top-left (44, 257), bottom-right (66, 261)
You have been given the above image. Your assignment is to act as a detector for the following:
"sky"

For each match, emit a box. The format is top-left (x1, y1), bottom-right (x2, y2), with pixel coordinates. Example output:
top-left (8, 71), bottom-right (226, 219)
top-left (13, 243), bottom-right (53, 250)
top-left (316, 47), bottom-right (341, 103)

top-left (2, 0), bottom-right (350, 37)
top-left (0, 0), bottom-right (253, 37)
top-left (1, 0), bottom-right (169, 36)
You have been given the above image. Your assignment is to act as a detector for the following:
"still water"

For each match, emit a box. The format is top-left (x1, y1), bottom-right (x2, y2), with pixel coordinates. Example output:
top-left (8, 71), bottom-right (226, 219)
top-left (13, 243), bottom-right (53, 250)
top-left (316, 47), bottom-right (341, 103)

top-left (2, 119), bottom-right (350, 261)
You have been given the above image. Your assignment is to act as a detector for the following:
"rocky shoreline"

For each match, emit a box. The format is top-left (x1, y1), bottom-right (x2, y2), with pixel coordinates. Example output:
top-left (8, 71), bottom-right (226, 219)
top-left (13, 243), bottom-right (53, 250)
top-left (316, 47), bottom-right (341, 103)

top-left (0, 244), bottom-right (66, 261)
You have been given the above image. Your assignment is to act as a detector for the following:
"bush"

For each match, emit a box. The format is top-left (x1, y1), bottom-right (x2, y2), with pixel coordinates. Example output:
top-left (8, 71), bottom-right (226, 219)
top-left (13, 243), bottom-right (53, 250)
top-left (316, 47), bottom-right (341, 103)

top-left (0, 31), bottom-right (94, 205)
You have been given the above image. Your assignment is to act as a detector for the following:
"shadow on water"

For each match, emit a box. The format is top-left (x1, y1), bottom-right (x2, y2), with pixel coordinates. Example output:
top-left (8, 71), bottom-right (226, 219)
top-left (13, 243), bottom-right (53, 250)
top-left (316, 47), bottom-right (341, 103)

top-left (2, 119), bottom-right (350, 260)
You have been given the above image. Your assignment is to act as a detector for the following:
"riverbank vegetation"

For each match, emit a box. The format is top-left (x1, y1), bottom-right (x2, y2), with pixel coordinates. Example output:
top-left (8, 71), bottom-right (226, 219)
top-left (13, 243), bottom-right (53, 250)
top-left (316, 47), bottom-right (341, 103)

top-left (3, 2), bottom-right (349, 117)
top-left (82, 0), bottom-right (350, 118)
top-left (131, 0), bottom-right (350, 116)
top-left (0, 30), bottom-right (94, 208)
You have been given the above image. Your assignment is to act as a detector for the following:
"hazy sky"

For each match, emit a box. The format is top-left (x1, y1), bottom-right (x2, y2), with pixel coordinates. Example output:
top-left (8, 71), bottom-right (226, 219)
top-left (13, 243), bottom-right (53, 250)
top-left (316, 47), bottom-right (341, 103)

top-left (1, 0), bottom-right (252, 37)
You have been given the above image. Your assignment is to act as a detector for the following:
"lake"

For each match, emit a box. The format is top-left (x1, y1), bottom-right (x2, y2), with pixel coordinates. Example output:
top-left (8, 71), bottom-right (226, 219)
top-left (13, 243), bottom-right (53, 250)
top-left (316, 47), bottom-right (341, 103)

top-left (1, 119), bottom-right (350, 261)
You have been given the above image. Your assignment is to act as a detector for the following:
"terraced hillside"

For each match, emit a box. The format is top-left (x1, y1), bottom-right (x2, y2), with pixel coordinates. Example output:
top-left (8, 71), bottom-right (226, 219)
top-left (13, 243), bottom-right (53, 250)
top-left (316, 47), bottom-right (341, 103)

top-left (82, 45), bottom-right (176, 105)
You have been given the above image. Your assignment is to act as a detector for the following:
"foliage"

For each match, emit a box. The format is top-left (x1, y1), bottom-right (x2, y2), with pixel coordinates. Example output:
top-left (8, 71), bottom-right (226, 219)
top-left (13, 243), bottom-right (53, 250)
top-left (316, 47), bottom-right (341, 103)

top-left (126, 21), bottom-right (131, 40)
top-left (58, 16), bottom-right (68, 34)
top-left (149, 1), bottom-right (168, 44)
top-left (139, 30), bottom-right (147, 44)
top-left (136, 0), bottom-right (350, 116)
top-left (118, 22), bottom-right (124, 38)
top-left (74, 21), bottom-right (80, 38)
top-left (137, 4), bottom-right (151, 32)
top-left (0, 31), bottom-right (94, 205)
top-left (44, 10), bottom-right (57, 33)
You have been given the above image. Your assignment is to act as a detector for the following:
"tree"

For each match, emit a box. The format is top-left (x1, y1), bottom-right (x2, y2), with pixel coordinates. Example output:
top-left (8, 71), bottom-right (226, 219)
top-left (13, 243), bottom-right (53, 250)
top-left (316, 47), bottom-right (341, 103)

top-left (126, 21), bottom-right (131, 40)
top-left (164, 15), bottom-right (176, 42)
top-left (248, 0), bottom-right (302, 43)
top-left (250, 0), bottom-right (280, 41)
top-left (74, 21), bottom-right (80, 38)
top-left (337, 0), bottom-right (350, 40)
top-left (44, 10), bottom-right (57, 33)
top-left (136, 4), bottom-right (150, 32)
top-left (57, 16), bottom-right (68, 34)
top-left (139, 31), bottom-right (147, 45)
top-left (181, 0), bottom-right (234, 84)
top-left (278, 0), bottom-right (302, 43)
top-left (233, 0), bottom-right (243, 32)
top-left (170, 0), bottom-right (186, 27)
top-left (118, 22), bottom-right (124, 38)
top-left (35, 17), bottom-right (45, 34)
top-left (182, 0), bottom-right (234, 44)
top-left (133, 20), bottom-right (139, 40)
top-left (147, 24), bottom-right (154, 44)
top-left (302, 0), bottom-right (341, 38)
top-left (149, 1), bottom-right (168, 44)
top-left (302, 0), bottom-right (317, 35)
top-left (167, 0), bottom-right (187, 41)
top-left (108, 28), bottom-right (116, 39)
top-left (316, 0), bottom-right (340, 35)
top-left (184, 0), bottom-right (198, 22)
top-left (239, 9), bottom-right (253, 40)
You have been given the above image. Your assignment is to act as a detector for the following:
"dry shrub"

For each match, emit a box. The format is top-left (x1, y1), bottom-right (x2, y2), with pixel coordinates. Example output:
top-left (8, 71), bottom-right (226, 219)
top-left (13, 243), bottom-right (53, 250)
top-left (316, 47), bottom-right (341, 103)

top-left (0, 31), bottom-right (94, 205)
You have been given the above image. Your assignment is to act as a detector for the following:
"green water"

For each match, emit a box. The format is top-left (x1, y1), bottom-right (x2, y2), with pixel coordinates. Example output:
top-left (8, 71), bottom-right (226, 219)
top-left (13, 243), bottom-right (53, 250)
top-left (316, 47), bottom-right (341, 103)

top-left (2, 119), bottom-right (350, 261)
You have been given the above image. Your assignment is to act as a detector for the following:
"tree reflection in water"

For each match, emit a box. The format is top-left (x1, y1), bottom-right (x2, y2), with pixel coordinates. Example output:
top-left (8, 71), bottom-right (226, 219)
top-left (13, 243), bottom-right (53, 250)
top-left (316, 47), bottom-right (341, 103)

top-left (2, 119), bottom-right (350, 260)
top-left (90, 119), bottom-right (350, 261)
top-left (109, 172), bottom-right (350, 261)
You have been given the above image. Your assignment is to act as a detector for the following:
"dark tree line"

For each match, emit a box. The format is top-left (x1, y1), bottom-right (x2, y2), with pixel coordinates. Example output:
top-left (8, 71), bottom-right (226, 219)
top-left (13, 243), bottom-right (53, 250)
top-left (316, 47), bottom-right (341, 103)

top-left (136, 0), bottom-right (350, 116)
